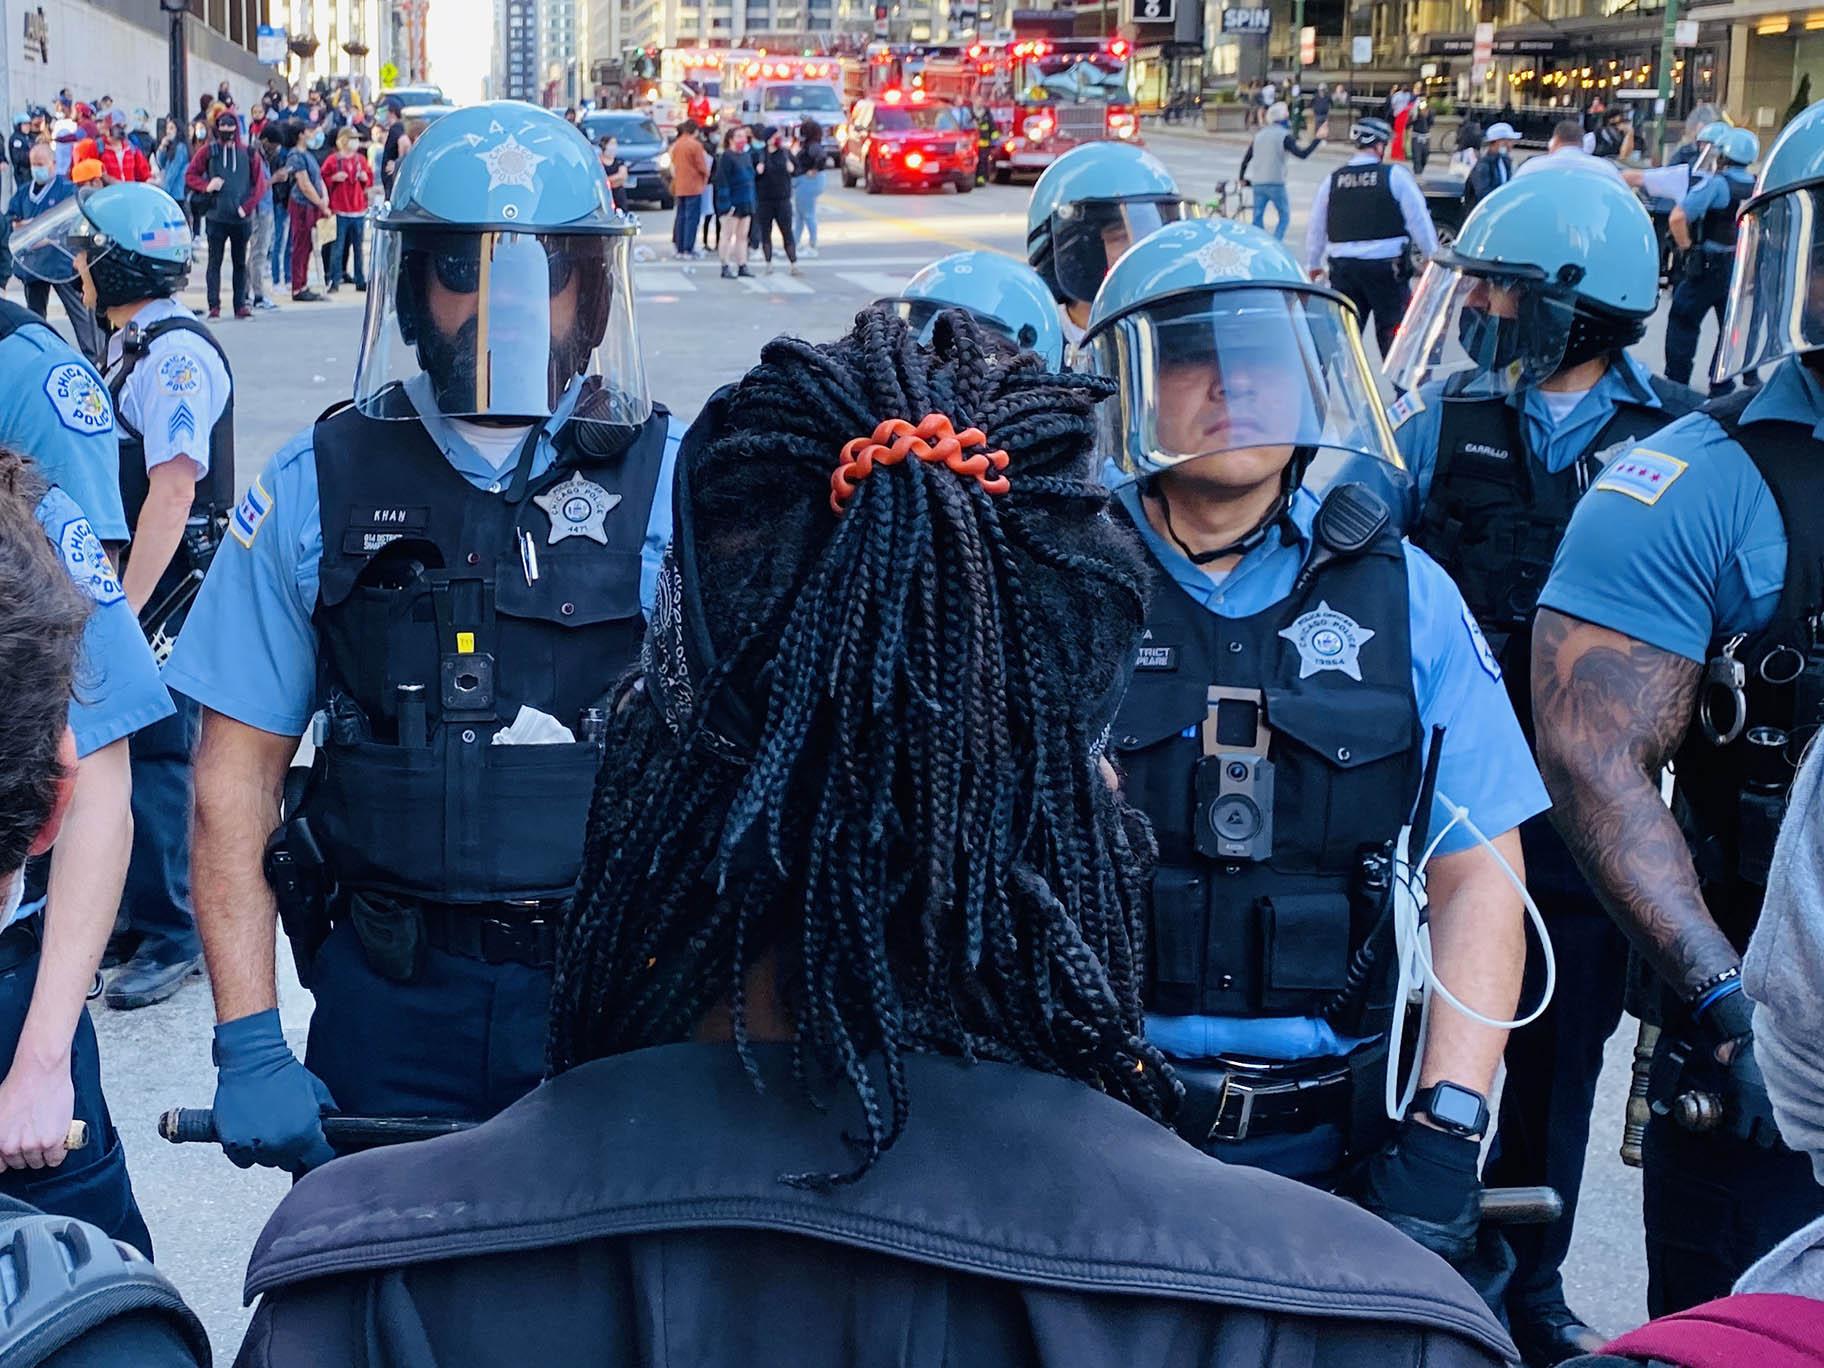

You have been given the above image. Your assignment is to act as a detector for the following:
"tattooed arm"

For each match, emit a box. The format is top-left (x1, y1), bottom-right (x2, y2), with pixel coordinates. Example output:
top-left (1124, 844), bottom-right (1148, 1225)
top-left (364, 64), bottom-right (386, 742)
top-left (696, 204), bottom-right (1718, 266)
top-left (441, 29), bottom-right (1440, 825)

top-left (1531, 608), bottom-right (1740, 993)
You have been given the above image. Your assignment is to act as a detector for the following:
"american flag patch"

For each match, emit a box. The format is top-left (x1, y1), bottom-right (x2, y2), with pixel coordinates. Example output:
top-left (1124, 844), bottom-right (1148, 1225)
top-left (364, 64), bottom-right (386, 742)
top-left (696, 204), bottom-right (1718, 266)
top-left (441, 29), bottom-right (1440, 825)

top-left (1593, 449), bottom-right (1688, 506)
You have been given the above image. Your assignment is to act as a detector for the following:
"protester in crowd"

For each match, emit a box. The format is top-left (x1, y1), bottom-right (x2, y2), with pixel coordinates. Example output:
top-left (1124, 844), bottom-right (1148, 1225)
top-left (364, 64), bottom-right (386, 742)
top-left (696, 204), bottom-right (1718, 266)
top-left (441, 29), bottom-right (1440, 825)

top-left (1238, 100), bottom-right (1321, 241)
top-left (99, 111), bottom-right (151, 184)
top-left (321, 126), bottom-right (370, 294)
top-left (700, 122), bottom-right (720, 254)
top-left (1461, 121), bottom-right (1518, 212)
top-left (184, 108), bottom-right (266, 319)
top-left (6, 141), bottom-right (104, 361)
top-left (1515, 118), bottom-right (1628, 182)
top-left (668, 119), bottom-right (711, 259)
top-left (155, 117), bottom-right (193, 231)
top-left (245, 133), bottom-right (277, 312)
top-left (277, 120), bottom-right (327, 303)
top-left (376, 96), bottom-right (409, 198)
top-left (597, 133), bottom-right (628, 213)
top-left (713, 124), bottom-right (756, 280)
top-left (792, 117), bottom-right (823, 257)
top-left (257, 123), bottom-right (288, 298)
top-left (1312, 83), bottom-right (1333, 139)
top-left (1408, 93), bottom-right (1434, 174)
top-left (751, 126), bottom-right (799, 274)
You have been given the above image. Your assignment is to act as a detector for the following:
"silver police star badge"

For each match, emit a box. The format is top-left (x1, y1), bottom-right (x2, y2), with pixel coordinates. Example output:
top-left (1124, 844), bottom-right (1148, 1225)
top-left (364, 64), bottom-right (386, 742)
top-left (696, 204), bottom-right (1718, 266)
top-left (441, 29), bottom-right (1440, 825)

top-left (1278, 601), bottom-right (1375, 681)
top-left (533, 474), bottom-right (620, 545)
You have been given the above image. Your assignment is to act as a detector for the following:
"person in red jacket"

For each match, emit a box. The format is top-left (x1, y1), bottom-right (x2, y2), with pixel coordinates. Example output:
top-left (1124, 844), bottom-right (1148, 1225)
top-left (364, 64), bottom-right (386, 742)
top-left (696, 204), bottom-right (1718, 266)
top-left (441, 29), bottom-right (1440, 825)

top-left (320, 126), bottom-right (372, 292)
top-left (184, 109), bottom-right (269, 318)
top-left (100, 111), bottom-right (152, 184)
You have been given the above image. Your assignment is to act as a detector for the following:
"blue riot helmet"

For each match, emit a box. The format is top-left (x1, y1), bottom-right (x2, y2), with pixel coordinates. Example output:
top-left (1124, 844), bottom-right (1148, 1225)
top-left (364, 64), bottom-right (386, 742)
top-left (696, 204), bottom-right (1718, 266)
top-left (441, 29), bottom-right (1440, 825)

top-left (7, 180), bottom-right (190, 301)
top-left (879, 252), bottom-right (1065, 367)
top-left (355, 100), bottom-right (648, 430)
top-left (1717, 99), bottom-right (1824, 380)
top-left (1384, 166), bottom-right (1658, 394)
top-left (1082, 218), bottom-right (1402, 512)
top-left (1026, 141), bottom-right (1189, 307)
top-left (1713, 126), bottom-right (1761, 168)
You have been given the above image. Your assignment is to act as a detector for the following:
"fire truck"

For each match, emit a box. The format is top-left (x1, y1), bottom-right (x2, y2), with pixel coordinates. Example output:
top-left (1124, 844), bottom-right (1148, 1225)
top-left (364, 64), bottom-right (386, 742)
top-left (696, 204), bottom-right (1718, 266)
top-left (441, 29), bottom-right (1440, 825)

top-left (920, 35), bottom-right (1138, 181)
top-left (720, 54), bottom-right (846, 132)
top-left (655, 47), bottom-right (743, 131)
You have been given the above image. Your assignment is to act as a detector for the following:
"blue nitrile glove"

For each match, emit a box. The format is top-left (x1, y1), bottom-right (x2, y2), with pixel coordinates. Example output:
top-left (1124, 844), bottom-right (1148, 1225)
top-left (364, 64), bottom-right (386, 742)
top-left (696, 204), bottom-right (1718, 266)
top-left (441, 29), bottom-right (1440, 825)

top-left (211, 1008), bottom-right (336, 1173)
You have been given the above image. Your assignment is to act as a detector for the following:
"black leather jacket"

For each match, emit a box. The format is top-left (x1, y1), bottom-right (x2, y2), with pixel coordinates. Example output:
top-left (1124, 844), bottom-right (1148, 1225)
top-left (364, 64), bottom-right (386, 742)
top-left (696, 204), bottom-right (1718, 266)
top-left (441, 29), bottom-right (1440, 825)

top-left (235, 1043), bottom-right (1517, 1367)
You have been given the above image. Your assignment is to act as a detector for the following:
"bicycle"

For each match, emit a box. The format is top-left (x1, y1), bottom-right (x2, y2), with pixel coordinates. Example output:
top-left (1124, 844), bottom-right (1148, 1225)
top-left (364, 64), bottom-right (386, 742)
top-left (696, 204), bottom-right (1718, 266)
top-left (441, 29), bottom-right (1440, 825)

top-left (1205, 179), bottom-right (1253, 220)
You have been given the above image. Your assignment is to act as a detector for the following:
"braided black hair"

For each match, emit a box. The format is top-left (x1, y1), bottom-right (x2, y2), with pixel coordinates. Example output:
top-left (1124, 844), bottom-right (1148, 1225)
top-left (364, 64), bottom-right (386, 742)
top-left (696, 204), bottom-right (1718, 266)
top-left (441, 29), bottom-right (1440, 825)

top-left (547, 306), bottom-right (1178, 1184)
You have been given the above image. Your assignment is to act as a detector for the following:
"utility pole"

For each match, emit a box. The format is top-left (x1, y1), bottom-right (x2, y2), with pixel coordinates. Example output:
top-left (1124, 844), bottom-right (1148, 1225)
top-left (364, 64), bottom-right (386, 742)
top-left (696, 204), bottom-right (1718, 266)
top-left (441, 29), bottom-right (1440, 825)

top-left (160, 0), bottom-right (189, 132)
top-left (1293, 0), bottom-right (1305, 92)
top-left (1654, 0), bottom-right (1679, 162)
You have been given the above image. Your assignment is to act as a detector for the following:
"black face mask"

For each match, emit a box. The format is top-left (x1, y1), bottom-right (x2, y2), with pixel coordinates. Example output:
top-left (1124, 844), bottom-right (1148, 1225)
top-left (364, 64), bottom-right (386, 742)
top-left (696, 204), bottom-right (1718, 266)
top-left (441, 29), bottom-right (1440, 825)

top-left (1456, 306), bottom-right (1522, 372)
top-left (215, 130), bottom-right (235, 144)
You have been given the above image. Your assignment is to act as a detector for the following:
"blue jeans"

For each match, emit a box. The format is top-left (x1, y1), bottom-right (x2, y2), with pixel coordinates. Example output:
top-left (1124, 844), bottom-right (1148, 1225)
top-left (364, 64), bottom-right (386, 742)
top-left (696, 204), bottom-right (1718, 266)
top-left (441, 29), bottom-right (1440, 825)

top-left (122, 691), bottom-right (200, 962)
top-left (793, 171), bottom-right (822, 249)
top-left (270, 202), bottom-right (289, 284)
top-left (330, 213), bottom-right (365, 287)
top-left (1251, 182), bottom-right (1290, 239)
top-left (672, 193), bottom-right (703, 254)
top-left (0, 923), bottom-right (152, 1256)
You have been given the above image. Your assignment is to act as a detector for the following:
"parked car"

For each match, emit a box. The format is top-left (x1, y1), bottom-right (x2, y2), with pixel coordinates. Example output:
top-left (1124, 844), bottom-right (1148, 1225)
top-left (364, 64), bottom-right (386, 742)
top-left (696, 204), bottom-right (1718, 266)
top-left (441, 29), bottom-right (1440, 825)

top-left (580, 110), bottom-right (674, 209)
top-left (839, 93), bottom-right (975, 195)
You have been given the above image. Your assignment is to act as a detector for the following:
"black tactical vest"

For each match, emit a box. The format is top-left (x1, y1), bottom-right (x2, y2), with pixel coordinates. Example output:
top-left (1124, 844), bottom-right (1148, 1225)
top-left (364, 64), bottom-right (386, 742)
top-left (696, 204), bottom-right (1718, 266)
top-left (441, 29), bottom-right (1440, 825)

top-left (1414, 372), bottom-right (1698, 695)
top-left (299, 394), bottom-right (671, 904)
top-left (1699, 173), bottom-right (1752, 251)
top-left (109, 315), bottom-right (237, 532)
top-left (1111, 499), bottom-right (1420, 1032)
top-left (1325, 162), bottom-right (1407, 243)
top-left (1672, 389), bottom-right (1824, 946)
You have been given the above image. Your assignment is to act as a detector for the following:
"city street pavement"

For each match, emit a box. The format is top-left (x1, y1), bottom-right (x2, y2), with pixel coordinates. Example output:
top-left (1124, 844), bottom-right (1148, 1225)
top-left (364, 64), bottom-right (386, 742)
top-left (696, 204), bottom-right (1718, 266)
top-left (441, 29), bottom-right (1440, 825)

top-left (23, 137), bottom-right (1705, 1356)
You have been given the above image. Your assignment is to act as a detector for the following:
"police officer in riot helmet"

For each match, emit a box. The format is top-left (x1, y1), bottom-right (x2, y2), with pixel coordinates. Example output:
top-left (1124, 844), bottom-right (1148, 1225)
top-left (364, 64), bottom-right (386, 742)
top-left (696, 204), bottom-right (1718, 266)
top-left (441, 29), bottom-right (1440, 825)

top-left (1305, 117), bottom-right (1438, 357)
top-left (1382, 166), bottom-right (1699, 1364)
top-left (1026, 141), bottom-right (1190, 357)
top-left (1081, 216), bottom-right (1546, 1301)
top-left (1667, 126), bottom-right (1761, 398)
top-left (17, 182), bottom-right (235, 1010)
top-left (163, 102), bottom-right (682, 1175)
top-left (1535, 98), bottom-right (1824, 1318)
top-left (876, 250), bottom-right (1066, 368)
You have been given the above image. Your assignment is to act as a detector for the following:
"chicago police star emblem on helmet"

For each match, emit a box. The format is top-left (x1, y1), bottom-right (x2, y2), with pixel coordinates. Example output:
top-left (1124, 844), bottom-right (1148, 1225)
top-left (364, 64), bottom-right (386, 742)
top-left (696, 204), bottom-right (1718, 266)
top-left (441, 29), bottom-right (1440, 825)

top-left (534, 473), bottom-right (621, 545)
top-left (1278, 602), bottom-right (1375, 681)
top-left (479, 131), bottom-right (546, 190)
top-left (1194, 236), bottom-right (1258, 279)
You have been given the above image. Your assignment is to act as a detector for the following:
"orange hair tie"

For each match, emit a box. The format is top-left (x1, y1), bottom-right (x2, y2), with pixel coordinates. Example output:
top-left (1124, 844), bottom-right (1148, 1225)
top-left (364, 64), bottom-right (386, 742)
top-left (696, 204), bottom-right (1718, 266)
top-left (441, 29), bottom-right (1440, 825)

top-left (829, 413), bottom-right (1011, 514)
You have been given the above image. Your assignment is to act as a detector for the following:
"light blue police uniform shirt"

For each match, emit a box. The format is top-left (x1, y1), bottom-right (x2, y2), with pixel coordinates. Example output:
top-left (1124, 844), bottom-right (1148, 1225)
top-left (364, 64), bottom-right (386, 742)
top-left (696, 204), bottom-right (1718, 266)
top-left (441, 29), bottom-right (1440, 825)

top-left (35, 486), bottom-right (174, 757)
top-left (1680, 166), bottom-right (1756, 252)
top-left (1390, 352), bottom-right (1670, 505)
top-left (1304, 151), bottom-right (1440, 273)
top-left (1114, 481), bottom-right (1549, 1061)
top-left (0, 317), bottom-right (128, 541)
top-left (1539, 355), bottom-right (1805, 662)
top-left (164, 392), bottom-right (682, 736)
top-left (109, 297), bottom-right (232, 481)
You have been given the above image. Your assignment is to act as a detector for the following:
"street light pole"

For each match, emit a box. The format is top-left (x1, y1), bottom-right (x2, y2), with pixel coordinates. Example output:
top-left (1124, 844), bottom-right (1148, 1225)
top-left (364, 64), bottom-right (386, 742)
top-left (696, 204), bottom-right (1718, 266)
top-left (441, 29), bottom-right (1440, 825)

top-left (1293, 0), bottom-right (1305, 93)
top-left (160, 0), bottom-right (189, 133)
top-left (1654, 0), bottom-right (1679, 161)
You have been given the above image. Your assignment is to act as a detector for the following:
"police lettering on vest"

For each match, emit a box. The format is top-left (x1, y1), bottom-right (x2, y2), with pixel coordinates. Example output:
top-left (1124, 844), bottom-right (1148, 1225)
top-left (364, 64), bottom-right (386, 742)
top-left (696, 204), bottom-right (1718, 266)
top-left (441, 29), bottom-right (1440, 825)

top-left (1326, 163), bottom-right (1407, 243)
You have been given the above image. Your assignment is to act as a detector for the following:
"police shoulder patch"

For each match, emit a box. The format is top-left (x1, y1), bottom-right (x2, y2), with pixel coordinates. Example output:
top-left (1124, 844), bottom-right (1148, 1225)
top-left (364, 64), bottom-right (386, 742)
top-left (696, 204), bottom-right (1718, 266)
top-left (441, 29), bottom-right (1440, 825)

top-left (1461, 603), bottom-right (1501, 680)
top-left (230, 477), bottom-right (273, 549)
top-left (157, 351), bottom-right (202, 395)
top-left (42, 362), bottom-right (114, 436)
top-left (1387, 388), bottom-right (1426, 430)
top-left (1593, 448), bottom-right (1688, 506)
top-left (56, 515), bottom-right (124, 605)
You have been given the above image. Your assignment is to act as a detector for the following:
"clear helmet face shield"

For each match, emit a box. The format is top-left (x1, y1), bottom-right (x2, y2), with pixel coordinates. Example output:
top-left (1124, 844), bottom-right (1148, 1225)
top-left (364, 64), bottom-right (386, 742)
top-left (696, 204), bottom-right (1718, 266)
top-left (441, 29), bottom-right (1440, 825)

top-left (1084, 286), bottom-right (1403, 502)
top-left (355, 226), bottom-right (651, 429)
top-left (1383, 258), bottom-right (1579, 395)
top-left (8, 195), bottom-right (112, 284)
top-left (1050, 197), bottom-right (1190, 303)
top-left (1716, 186), bottom-right (1824, 381)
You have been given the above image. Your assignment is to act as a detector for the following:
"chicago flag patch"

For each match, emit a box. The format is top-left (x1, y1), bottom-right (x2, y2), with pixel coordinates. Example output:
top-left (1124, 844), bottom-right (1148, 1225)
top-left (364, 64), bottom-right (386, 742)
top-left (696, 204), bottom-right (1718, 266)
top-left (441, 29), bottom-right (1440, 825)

top-left (1593, 449), bottom-right (1687, 506)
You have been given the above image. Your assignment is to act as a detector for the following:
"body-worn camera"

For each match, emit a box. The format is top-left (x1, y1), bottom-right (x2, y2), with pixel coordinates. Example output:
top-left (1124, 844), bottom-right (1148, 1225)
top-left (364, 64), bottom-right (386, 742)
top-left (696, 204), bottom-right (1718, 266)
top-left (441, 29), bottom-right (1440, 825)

top-left (1193, 686), bottom-right (1275, 862)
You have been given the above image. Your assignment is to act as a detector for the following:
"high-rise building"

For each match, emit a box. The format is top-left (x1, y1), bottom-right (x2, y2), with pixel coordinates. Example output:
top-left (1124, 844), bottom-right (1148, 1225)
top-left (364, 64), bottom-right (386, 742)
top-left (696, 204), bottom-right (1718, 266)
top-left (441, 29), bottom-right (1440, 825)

top-left (275, 0), bottom-right (384, 95)
top-left (542, 0), bottom-right (583, 104)
top-left (382, 0), bottom-right (433, 86)
top-left (495, 0), bottom-right (542, 100)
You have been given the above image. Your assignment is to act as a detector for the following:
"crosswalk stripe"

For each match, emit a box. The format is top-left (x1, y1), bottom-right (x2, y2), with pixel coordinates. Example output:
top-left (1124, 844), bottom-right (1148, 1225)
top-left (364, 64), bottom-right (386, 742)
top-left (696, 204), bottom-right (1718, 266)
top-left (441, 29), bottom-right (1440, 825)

top-left (837, 270), bottom-right (915, 297)
top-left (738, 272), bottom-right (815, 295)
top-left (636, 269), bottom-right (699, 293)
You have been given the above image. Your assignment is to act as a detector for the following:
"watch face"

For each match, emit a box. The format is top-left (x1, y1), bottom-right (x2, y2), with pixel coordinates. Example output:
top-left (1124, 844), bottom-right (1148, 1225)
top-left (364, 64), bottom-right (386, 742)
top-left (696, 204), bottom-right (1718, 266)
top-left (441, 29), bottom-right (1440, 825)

top-left (1428, 1083), bottom-right (1486, 1135)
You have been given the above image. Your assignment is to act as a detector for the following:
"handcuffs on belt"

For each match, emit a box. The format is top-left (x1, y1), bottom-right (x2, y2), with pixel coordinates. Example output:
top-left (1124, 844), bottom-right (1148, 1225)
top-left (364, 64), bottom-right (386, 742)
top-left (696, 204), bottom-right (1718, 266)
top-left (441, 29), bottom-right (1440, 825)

top-left (1700, 634), bottom-right (1808, 746)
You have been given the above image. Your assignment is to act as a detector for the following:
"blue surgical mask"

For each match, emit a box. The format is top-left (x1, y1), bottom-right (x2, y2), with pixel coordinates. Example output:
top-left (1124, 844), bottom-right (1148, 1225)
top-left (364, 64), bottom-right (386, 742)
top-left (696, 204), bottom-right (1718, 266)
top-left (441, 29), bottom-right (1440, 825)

top-left (29, 164), bottom-right (51, 185)
top-left (308, 129), bottom-right (324, 150)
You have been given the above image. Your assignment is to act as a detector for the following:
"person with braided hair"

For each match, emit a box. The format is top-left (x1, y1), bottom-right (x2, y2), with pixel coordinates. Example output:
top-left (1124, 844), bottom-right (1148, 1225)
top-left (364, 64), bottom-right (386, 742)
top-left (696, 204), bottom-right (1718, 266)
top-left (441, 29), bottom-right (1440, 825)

top-left (230, 306), bottom-right (1514, 1368)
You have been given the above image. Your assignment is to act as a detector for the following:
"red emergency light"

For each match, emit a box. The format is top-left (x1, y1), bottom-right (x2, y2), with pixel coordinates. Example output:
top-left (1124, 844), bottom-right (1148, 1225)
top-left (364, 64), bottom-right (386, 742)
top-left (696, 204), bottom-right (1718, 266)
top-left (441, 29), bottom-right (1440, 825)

top-left (1108, 38), bottom-right (1129, 58)
top-left (882, 86), bottom-right (904, 103)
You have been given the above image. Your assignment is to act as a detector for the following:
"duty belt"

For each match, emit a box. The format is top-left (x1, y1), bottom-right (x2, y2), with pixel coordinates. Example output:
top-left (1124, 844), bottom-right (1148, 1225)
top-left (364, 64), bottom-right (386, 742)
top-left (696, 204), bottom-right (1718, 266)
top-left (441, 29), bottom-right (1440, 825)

top-left (1171, 1039), bottom-right (1389, 1148)
top-left (420, 902), bottom-right (562, 969)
